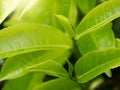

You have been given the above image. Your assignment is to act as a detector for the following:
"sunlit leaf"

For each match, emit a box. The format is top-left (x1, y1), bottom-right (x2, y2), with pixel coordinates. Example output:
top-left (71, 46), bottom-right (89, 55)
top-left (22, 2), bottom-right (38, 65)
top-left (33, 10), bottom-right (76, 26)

top-left (0, 23), bottom-right (72, 58)
top-left (0, 0), bottom-right (20, 24)
top-left (5, 0), bottom-right (54, 25)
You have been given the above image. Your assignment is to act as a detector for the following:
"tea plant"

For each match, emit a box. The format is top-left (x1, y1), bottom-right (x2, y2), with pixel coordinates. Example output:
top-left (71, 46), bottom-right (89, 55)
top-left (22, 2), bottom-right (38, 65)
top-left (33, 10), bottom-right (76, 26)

top-left (0, 0), bottom-right (120, 90)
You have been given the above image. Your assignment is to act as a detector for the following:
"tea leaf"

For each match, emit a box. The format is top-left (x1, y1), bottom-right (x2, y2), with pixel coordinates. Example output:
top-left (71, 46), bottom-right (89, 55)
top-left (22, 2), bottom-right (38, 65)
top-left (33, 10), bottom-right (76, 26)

top-left (75, 48), bottom-right (120, 83)
top-left (77, 23), bottom-right (115, 54)
top-left (76, 0), bottom-right (120, 39)
top-left (2, 72), bottom-right (45, 90)
top-left (5, 0), bottom-right (54, 25)
top-left (0, 0), bottom-right (19, 24)
top-left (34, 78), bottom-right (80, 90)
top-left (55, 14), bottom-right (75, 38)
top-left (0, 50), bottom-right (69, 81)
top-left (0, 23), bottom-right (72, 58)
top-left (75, 0), bottom-right (96, 14)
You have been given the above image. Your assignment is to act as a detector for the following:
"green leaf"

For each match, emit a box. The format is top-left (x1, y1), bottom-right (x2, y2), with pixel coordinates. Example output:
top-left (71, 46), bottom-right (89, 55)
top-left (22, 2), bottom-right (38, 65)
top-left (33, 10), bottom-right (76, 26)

top-left (5, 0), bottom-right (54, 25)
top-left (52, 0), bottom-right (71, 18)
top-left (0, 0), bottom-right (20, 24)
top-left (69, 0), bottom-right (78, 26)
top-left (104, 70), bottom-right (112, 78)
top-left (75, 48), bottom-right (120, 83)
top-left (77, 23), bottom-right (115, 54)
top-left (76, 0), bottom-right (120, 39)
top-left (55, 14), bottom-right (75, 38)
top-left (2, 72), bottom-right (45, 90)
top-left (52, 0), bottom-right (72, 31)
top-left (115, 38), bottom-right (120, 48)
top-left (29, 60), bottom-right (68, 78)
top-left (77, 23), bottom-right (115, 78)
top-left (0, 50), bottom-right (69, 81)
top-left (34, 78), bottom-right (80, 90)
top-left (0, 23), bottom-right (72, 58)
top-left (75, 0), bottom-right (96, 14)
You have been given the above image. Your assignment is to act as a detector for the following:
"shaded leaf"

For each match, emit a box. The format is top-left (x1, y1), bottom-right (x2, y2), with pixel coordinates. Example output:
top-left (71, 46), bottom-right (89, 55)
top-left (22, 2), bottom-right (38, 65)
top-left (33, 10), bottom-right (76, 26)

top-left (34, 78), bottom-right (80, 90)
top-left (75, 48), bottom-right (120, 83)
top-left (2, 72), bottom-right (45, 90)
top-left (0, 23), bottom-right (72, 58)
top-left (75, 0), bottom-right (97, 14)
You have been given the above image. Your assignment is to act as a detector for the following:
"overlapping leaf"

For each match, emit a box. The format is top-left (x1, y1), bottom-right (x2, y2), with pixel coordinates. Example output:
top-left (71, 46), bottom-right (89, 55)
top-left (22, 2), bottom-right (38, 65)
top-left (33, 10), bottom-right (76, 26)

top-left (55, 15), bottom-right (75, 38)
top-left (75, 48), bottom-right (120, 83)
top-left (0, 50), bottom-right (69, 81)
top-left (77, 23), bottom-right (115, 55)
top-left (76, 0), bottom-right (116, 77)
top-left (52, 0), bottom-right (77, 31)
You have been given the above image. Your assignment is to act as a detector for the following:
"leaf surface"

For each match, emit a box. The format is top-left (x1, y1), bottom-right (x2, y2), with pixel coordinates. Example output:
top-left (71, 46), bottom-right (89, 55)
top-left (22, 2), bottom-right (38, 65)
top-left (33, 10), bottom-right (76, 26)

top-left (0, 50), bottom-right (69, 81)
top-left (2, 72), bottom-right (45, 90)
top-left (115, 38), bottom-right (120, 48)
top-left (77, 23), bottom-right (115, 54)
top-left (55, 15), bottom-right (75, 38)
top-left (34, 78), bottom-right (80, 90)
top-left (0, 0), bottom-right (19, 24)
top-left (5, 0), bottom-right (54, 25)
top-left (0, 23), bottom-right (72, 58)
top-left (75, 0), bottom-right (96, 14)
top-left (76, 0), bottom-right (120, 39)
top-left (75, 48), bottom-right (120, 83)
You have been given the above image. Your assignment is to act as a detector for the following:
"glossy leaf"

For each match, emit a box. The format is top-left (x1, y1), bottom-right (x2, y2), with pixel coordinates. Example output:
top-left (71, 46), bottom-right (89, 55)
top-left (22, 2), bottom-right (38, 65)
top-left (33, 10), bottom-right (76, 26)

top-left (77, 23), bottom-right (115, 55)
top-left (5, 0), bottom-right (54, 25)
top-left (34, 78), bottom-right (80, 90)
top-left (75, 0), bottom-right (97, 14)
top-left (76, 0), bottom-right (120, 39)
top-left (55, 14), bottom-right (75, 38)
top-left (0, 50), bottom-right (69, 81)
top-left (0, 23), bottom-right (72, 58)
top-left (0, 0), bottom-right (19, 24)
top-left (2, 72), bottom-right (45, 90)
top-left (75, 48), bottom-right (120, 83)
